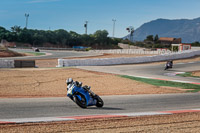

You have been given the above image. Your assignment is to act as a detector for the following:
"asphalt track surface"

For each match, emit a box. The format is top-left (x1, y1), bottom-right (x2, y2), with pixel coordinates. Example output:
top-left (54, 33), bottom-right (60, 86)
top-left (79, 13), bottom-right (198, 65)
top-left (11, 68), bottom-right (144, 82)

top-left (1, 49), bottom-right (200, 119)
top-left (78, 61), bottom-right (200, 84)
top-left (3, 48), bottom-right (99, 60)
top-left (0, 93), bottom-right (200, 119)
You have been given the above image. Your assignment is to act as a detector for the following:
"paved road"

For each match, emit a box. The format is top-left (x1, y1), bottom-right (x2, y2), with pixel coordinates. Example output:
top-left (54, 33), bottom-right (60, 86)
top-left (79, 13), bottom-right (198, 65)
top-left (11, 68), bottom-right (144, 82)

top-left (2, 48), bottom-right (99, 60)
top-left (78, 61), bottom-right (200, 83)
top-left (0, 93), bottom-right (200, 119)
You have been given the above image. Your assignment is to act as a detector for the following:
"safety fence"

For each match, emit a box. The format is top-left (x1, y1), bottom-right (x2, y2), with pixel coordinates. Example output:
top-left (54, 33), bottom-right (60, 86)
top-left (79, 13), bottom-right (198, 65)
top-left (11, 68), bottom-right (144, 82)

top-left (58, 50), bottom-right (200, 67)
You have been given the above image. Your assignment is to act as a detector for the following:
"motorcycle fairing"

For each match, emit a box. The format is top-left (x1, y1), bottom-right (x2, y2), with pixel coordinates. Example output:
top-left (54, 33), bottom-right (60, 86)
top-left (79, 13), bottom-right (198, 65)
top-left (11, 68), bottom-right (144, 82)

top-left (72, 86), bottom-right (96, 106)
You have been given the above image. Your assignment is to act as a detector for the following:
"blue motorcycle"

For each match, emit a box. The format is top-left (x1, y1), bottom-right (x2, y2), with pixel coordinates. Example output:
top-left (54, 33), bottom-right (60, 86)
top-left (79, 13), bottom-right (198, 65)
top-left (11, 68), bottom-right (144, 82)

top-left (66, 81), bottom-right (104, 108)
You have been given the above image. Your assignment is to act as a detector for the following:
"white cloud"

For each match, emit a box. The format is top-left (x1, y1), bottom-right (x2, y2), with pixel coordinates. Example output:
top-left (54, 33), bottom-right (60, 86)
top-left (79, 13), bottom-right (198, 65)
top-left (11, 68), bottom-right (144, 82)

top-left (28, 0), bottom-right (61, 4)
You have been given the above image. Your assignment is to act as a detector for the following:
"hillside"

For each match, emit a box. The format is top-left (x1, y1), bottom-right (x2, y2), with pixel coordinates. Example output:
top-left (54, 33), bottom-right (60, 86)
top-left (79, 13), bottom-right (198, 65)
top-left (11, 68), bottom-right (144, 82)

top-left (125, 17), bottom-right (200, 43)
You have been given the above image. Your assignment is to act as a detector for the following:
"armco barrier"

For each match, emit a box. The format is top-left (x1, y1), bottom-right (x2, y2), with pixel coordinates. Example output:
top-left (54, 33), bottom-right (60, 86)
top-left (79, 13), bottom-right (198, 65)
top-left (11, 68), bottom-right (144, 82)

top-left (0, 59), bottom-right (14, 68)
top-left (58, 50), bottom-right (200, 67)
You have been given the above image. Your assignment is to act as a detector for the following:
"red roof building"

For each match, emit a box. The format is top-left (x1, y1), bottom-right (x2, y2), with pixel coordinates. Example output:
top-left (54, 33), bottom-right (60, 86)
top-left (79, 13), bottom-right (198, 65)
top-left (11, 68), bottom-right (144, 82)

top-left (159, 37), bottom-right (182, 45)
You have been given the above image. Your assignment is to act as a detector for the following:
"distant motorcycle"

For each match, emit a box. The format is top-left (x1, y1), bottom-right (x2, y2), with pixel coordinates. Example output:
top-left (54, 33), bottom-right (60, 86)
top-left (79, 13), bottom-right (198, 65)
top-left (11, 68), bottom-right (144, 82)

top-left (164, 60), bottom-right (173, 70)
top-left (32, 47), bottom-right (40, 52)
top-left (34, 48), bottom-right (40, 52)
top-left (66, 78), bottom-right (104, 108)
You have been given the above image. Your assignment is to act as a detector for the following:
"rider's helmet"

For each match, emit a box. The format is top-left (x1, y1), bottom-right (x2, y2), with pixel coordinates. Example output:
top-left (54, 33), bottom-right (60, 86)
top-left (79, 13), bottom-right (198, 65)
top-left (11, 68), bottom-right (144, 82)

top-left (66, 78), bottom-right (73, 85)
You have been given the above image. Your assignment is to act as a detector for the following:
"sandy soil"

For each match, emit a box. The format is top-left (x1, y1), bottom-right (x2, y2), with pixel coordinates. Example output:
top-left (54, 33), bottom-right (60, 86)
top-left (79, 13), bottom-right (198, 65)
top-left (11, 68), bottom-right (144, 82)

top-left (0, 68), bottom-right (185, 98)
top-left (1, 112), bottom-right (200, 133)
top-left (0, 52), bottom-right (198, 98)
top-left (0, 50), bottom-right (24, 57)
top-left (192, 70), bottom-right (200, 76)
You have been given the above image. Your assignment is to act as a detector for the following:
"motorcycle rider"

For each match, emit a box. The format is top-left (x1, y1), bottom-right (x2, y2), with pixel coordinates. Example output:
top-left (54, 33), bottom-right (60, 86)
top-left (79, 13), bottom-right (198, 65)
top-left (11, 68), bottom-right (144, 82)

top-left (170, 60), bottom-right (173, 66)
top-left (165, 60), bottom-right (173, 70)
top-left (66, 78), bottom-right (95, 97)
top-left (66, 78), bottom-right (104, 108)
top-left (66, 78), bottom-right (73, 90)
top-left (66, 78), bottom-right (82, 90)
top-left (167, 60), bottom-right (173, 68)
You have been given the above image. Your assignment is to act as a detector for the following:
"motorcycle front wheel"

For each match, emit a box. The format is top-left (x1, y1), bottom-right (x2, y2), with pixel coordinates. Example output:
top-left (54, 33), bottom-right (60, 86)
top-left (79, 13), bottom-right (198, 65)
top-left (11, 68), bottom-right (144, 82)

top-left (74, 93), bottom-right (87, 108)
top-left (95, 95), bottom-right (104, 108)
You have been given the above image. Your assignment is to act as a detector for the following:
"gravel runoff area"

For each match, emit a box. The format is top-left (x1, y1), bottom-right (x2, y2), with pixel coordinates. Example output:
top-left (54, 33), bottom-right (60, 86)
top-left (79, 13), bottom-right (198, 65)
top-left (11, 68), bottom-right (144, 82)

top-left (0, 68), bottom-right (187, 98)
top-left (1, 112), bottom-right (200, 132)
top-left (193, 71), bottom-right (200, 76)
top-left (1, 53), bottom-right (199, 98)
top-left (1, 53), bottom-right (200, 132)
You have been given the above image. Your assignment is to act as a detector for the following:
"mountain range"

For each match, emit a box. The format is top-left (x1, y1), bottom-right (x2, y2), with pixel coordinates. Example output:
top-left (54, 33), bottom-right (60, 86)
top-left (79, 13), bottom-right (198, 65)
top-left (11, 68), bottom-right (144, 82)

top-left (125, 17), bottom-right (200, 43)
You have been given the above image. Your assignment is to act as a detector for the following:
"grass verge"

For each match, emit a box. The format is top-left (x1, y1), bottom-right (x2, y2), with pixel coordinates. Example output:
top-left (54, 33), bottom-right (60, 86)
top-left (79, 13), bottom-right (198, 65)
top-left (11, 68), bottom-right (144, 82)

top-left (120, 75), bottom-right (200, 92)
top-left (176, 72), bottom-right (200, 78)
top-left (26, 52), bottom-right (46, 56)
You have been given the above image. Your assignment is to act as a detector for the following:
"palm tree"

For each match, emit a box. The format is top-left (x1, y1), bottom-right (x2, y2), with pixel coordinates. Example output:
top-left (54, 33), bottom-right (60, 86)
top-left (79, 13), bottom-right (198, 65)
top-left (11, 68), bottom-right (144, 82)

top-left (11, 26), bottom-right (21, 33)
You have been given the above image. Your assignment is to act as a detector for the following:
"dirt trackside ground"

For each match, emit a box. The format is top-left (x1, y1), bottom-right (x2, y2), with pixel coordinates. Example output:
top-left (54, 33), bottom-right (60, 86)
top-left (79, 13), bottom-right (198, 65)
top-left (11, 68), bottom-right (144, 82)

top-left (0, 68), bottom-right (186, 98)
top-left (192, 70), bottom-right (200, 76)
top-left (1, 53), bottom-right (200, 98)
top-left (1, 112), bottom-right (200, 133)
top-left (0, 49), bottom-right (25, 57)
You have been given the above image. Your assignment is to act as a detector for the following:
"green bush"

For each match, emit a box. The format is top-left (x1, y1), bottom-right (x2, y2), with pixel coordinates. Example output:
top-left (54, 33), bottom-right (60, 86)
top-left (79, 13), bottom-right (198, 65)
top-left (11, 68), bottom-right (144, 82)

top-left (85, 47), bottom-right (91, 51)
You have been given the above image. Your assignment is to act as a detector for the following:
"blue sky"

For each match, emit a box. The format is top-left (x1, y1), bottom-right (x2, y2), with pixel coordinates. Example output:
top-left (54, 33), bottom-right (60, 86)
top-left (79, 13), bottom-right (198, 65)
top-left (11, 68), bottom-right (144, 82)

top-left (0, 0), bottom-right (200, 37)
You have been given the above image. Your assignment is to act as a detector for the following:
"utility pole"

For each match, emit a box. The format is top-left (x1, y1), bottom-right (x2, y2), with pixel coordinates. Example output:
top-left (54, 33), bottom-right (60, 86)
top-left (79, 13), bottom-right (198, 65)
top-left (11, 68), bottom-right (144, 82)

top-left (112, 19), bottom-right (116, 38)
top-left (25, 13), bottom-right (29, 29)
top-left (126, 26), bottom-right (134, 41)
top-left (84, 21), bottom-right (88, 34)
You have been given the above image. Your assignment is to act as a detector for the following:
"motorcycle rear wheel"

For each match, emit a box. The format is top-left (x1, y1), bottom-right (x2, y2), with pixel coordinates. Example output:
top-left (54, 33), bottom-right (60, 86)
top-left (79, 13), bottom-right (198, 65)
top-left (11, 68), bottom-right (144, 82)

top-left (95, 95), bottom-right (104, 108)
top-left (74, 93), bottom-right (87, 108)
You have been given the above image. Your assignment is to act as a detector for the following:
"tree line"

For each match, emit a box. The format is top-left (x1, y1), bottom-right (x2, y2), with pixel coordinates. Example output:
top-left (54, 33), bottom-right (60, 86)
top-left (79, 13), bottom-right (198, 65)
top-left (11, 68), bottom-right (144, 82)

top-left (191, 41), bottom-right (200, 47)
top-left (2, 25), bottom-right (199, 50)
top-left (0, 26), bottom-right (122, 49)
top-left (123, 34), bottom-right (200, 49)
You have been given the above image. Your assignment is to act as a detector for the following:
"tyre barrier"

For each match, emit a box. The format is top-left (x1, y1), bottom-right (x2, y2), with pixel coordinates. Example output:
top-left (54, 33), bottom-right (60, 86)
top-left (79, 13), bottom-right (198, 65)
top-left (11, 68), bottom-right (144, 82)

top-left (58, 50), bottom-right (200, 67)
